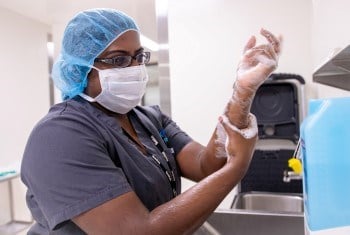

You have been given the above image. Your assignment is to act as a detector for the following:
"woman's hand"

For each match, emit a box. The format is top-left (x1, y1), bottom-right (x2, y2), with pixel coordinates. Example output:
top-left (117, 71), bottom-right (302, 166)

top-left (218, 114), bottom-right (257, 174)
top-left (235, 28), bottom-right (282, 93)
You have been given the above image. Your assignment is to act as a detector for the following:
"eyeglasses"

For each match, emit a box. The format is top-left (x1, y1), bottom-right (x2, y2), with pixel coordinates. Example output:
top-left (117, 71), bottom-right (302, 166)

top-left (94, 52), bottom-right (151, 68)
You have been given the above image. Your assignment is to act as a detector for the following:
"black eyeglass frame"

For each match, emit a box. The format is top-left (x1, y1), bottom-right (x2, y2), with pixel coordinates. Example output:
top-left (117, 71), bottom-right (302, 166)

top-left (94, 51), bottom-right (151, 68)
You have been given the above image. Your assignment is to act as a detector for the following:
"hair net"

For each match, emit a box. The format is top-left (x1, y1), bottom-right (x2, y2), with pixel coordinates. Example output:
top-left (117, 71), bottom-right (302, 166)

top-left (51, 8), bottom-right (139, 100)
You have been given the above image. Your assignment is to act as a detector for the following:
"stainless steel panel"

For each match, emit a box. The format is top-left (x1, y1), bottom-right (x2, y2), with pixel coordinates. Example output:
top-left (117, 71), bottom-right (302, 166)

top-left (195, 192), bottom-right (305, 235)
top-left (156, 0), bottom-right (171, 116)
top-left (313, 45), bottom-right (350, 91)
top-left (232, 192), bottom-right (304, 213)
top-left (195, 208), bottom-right (305, 235)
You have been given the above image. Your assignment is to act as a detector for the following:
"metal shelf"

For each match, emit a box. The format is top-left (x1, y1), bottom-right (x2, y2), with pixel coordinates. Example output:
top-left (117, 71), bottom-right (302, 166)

top-left (0, 172), bottom-right (33, 234)
top-left (0, 221), bottom-right (32, 235)
top-left (313, 45), bottom-right (350, 91)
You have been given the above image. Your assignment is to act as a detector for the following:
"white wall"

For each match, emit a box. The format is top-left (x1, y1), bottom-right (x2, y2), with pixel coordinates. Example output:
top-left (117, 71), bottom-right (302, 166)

top-left (168, 0), bottom-right (313, 208)
top-left (312, 0), bottom-right (350, 98)
top-left (0, 6), bottom-right (50, 224)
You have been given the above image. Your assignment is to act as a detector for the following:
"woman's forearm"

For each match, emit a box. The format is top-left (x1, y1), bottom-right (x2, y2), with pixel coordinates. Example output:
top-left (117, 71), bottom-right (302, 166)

top-left (148, 159), bottom-right (248, 235)
top-left (198, 83), bottom-right (256, 176)
top-left (224, 80), bottom-right (256, 128)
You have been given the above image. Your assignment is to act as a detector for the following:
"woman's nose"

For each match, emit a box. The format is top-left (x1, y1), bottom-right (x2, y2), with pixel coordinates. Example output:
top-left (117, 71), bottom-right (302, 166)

top-left (130, 57), bottom-right (139, 66)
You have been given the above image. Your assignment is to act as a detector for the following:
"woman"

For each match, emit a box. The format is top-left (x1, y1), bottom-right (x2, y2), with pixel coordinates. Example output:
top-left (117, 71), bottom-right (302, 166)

top-left (21, 8), bottom-right (281, 235)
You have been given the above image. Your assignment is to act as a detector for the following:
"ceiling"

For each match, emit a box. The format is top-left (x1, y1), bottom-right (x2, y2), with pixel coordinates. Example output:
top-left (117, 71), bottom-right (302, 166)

top-left (0, 0), bottom-right (158, 42)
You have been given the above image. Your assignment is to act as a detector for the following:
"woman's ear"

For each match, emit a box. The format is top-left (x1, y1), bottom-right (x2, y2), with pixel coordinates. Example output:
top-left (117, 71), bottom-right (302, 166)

top-left (85, 68), bottom-right (102, 97)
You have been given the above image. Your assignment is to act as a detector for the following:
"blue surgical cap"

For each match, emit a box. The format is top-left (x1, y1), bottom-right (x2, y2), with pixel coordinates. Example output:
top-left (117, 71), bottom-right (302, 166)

top-left (51, 8), bottom-right (139, 100)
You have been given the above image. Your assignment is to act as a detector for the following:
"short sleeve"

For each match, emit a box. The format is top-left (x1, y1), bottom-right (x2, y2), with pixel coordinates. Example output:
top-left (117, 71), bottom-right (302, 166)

top-left (149, 106), bottom-right (193, 155)
top-left (21, 114), bottom-right (132, 230)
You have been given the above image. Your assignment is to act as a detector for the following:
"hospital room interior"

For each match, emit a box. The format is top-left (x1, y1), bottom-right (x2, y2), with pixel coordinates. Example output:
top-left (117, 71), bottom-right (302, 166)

top-left (0, 0), bottom-right (350, 234)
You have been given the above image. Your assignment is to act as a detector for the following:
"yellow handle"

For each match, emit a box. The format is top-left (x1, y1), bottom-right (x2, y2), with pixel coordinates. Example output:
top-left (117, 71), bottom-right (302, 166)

top-left (288, 158), bottom-right (302, 174)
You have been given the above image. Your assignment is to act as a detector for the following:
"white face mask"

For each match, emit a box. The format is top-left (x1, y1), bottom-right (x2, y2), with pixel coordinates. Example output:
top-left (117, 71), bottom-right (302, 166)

top-left (80, 65), bottom-right (149, 114)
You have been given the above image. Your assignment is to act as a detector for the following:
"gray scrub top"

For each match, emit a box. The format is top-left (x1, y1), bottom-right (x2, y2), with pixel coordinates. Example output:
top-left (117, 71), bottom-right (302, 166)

top-left (21, 96), bottom-right (192, 234)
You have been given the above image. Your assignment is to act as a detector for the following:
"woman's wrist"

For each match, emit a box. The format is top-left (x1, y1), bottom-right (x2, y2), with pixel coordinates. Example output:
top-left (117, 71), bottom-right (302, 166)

top-left (223, 80), bottom-right (257, 128)
top-left (215, 113), bottom-right (257, 161)
top-left (234, 79), bottom-right (258, 97)
top-left (220, 113), bottom-right (258, 140)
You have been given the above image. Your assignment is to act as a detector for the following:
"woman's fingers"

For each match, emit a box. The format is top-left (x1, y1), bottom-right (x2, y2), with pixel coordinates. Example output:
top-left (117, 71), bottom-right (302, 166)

top-left (260, 28), bottom-right (282, 54)
top-left (235, 29), bottom-right (281, 90)
top-left (277, 34), bottom-right (283, 54)
top-left (218, 115), bottom-right (257, 160)
top-left (243, 35), bottom-right (256, 54)
top-left (240, 44), bottom-right (277, 72)
top-left (241, 29), bottom-right (281, 63)
top-left (244, 44), bottom-right (276, 60)
top-left (218, 116), bottom-right (240, 157)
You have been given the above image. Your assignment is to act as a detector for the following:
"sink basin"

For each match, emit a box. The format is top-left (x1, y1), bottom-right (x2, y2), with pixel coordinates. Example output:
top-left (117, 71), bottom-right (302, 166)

top-left (195, 208), bottom-right (305, 235)
top-left (231, 191), bottom-right (304, 213)
top-left (194, 192), bottom-right (305, 235)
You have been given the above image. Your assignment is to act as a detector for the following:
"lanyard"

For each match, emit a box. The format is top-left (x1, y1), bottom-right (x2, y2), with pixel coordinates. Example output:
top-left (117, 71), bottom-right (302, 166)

top-left (122, 116), bottom-right (177, 197)
top-left (149, 136), bottom-right (177, 197)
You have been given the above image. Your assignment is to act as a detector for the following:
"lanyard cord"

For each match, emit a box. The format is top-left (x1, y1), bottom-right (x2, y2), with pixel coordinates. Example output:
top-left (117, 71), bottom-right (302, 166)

top-left (149, 135), bottom-right (177, 197)
top-left (121, 120), bottom-right (177, 197)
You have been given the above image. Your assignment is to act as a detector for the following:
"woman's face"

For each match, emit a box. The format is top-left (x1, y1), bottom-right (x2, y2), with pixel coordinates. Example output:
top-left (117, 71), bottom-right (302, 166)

top-left (85, 30), bottom-right (143, 98)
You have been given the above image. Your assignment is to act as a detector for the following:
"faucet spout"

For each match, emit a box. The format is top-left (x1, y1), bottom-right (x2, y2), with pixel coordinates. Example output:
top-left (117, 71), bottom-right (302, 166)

top-left (283, 170), bottom-right (302, 183)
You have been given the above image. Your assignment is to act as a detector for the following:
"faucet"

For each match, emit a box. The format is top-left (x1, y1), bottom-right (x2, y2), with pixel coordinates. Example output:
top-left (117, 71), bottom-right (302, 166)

top-left (283, 170), bottom-right (302, 183)
top-left (283, 139), bottom-right (303, 183)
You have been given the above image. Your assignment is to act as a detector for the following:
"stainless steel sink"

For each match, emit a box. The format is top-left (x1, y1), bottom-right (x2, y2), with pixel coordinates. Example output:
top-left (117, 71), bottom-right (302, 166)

top-left (231, 191), bottom-right (304, 213)
top-left (194, 192), bottom-right (305, 235)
